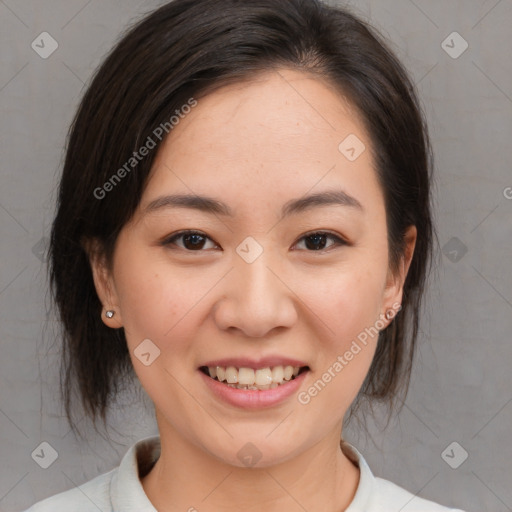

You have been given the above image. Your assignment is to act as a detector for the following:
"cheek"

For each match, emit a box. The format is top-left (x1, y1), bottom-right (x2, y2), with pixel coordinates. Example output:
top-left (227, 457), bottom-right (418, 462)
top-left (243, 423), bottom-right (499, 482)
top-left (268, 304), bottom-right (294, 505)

top-left (113, 245), bottom-right (220, 364)
top-left (292, 263), bottom-right (384, 406)
top-left (112, 252), bottom-right (202, 407)
top-left (334, 273), bottom-right (383, 340)
top-left (297, 261), bottom-right (385, 344)
top-left (112, 245), bottom-right (185, 346)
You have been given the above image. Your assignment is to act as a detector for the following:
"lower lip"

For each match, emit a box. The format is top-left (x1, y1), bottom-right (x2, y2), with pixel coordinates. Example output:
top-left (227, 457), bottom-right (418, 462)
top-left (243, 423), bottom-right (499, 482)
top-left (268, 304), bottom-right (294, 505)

top-left (199, 369), bottom-right (308, 409)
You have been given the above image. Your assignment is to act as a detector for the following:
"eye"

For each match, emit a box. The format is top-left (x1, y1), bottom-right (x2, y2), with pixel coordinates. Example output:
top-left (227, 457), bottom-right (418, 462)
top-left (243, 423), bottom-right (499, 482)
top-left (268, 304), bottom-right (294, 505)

top-left (162, 230), bottom-right (219, 251)
top-left (293, 231), bottom-right (347, 252)
top-left (161, 230), bottom-right (347, 253)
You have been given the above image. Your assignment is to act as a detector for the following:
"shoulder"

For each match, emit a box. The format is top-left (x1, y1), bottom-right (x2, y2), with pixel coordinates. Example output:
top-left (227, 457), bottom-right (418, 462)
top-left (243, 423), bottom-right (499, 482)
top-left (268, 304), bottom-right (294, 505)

top-left (341, 440), bottom-right (467, 512)
top-left (22, 469), bottom-right (116, 512)
top-left (370, 476), bottom-right (467, 512)
top-left (22, 435), bottom-right (160, 512)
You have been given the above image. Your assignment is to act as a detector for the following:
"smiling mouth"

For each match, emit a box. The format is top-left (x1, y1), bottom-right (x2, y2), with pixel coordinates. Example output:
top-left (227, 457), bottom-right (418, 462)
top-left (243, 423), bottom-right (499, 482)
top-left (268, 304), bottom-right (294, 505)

top-left (199, 365), bottom-right (309, 390)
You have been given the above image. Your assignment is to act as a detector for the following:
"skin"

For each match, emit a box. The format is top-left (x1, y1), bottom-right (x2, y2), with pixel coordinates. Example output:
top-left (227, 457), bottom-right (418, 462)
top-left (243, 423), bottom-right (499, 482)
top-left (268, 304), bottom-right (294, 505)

top-left (89, 68), bottom-right (416, 512)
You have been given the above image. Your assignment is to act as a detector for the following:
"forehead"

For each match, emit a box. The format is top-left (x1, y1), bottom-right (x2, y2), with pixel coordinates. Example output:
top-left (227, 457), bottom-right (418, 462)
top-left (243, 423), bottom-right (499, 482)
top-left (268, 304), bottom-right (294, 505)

top-left (142, 68), bottom-right (381, 219)
top-left (163, 68), bottom-right (366, 160)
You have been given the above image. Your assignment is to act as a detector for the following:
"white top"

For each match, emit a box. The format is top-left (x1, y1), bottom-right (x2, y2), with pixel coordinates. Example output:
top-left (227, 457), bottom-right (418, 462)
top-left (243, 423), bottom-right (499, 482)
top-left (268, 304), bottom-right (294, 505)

top-left (24, 435), bottom-right (466, 512)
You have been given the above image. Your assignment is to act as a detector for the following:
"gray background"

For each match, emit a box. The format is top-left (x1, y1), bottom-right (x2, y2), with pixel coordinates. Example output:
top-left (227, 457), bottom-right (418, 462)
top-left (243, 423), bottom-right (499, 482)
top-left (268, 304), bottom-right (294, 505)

top-left (1, 0), bottom-right (511, 511)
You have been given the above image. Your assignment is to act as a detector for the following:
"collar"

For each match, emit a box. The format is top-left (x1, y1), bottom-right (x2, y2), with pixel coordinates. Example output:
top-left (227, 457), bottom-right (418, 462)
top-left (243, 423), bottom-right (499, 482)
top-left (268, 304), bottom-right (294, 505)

top-left (110, 435), bottom-right (375, 511)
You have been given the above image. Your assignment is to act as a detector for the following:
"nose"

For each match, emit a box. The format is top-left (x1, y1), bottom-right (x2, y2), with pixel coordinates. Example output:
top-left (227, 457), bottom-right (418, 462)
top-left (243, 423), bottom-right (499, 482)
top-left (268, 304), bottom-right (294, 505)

top-left (213, 249), bottom-right (298, 338)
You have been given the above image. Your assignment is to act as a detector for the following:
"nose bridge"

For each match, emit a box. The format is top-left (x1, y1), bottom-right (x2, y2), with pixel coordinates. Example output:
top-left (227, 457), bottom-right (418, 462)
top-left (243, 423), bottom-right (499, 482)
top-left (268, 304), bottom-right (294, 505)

top-left (214, 240), bottom-right (297, 337)
top-left (234, 234), bottom-right (281, 297)
top-left (237, 248), bottom-right (279, 303)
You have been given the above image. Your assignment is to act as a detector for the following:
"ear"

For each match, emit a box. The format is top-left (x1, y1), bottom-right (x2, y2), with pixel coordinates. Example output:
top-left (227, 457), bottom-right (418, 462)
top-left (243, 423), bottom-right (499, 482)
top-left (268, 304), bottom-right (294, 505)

top-left (381, 225), bottom-right (417, 322)
top-left (81, 237), bottom-right (124, 328)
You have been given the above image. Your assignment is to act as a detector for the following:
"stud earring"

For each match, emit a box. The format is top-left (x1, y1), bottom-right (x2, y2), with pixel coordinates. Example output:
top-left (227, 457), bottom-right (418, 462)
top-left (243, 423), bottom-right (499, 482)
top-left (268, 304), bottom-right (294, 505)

top-left (385, 306), bottom-right (400, 321)
top-left (105, 310), bottom-right (115, 319)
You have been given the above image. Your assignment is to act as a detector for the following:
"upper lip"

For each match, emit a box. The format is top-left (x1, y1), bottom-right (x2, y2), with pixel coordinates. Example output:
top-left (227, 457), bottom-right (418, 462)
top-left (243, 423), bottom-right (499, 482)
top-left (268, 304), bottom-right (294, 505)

top-left (200, 356), bottom-right (309, 370)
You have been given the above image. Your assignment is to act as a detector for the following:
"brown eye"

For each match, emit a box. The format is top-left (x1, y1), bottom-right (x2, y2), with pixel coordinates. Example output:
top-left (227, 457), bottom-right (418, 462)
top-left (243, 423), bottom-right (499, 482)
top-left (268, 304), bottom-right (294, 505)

top-left (294, 231), bottom-right (347, 252)
top-left (163, 231), bottom-right (218, 251)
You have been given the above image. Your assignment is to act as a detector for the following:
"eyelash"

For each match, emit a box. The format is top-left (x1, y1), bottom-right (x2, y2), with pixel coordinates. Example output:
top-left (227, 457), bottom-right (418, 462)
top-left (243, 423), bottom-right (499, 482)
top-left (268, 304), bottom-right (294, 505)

top-left (161, 229), bottom-right (348, 253)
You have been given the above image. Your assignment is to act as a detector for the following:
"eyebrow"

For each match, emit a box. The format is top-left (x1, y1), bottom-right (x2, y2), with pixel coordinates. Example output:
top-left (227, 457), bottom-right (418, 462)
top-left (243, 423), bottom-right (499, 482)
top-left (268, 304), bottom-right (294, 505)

top-left (142, 189), bottom-right (363, 220)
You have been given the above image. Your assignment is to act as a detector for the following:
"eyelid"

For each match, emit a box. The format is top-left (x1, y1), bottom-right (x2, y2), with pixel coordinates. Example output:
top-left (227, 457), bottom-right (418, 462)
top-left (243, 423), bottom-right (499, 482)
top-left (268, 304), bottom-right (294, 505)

top-left (161, 230), bottom-right (219, 250)
top-left (291, 230), bottom-right (348, 252)
top-left (161, 229), bottom-right (348, 252)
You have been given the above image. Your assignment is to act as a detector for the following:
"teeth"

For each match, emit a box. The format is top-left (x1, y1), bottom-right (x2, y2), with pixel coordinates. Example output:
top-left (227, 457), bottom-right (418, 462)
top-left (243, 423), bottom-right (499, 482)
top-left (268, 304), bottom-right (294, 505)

top-left (206, 364), bottom-right (305, 389)
top-left (225, 366), bottom-right (238, 384)
top-left (272, 366), bottom-right (284, 384)
top-left (255, 368), bottom-right (272, 386)
top-left (238, 367), bottom-right (255, 385)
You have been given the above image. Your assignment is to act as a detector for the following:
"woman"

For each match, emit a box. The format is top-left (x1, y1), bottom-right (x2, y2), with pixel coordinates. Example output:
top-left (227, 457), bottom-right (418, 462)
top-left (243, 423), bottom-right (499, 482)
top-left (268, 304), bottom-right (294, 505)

top-left (26, 0), bottom-right (467, 510)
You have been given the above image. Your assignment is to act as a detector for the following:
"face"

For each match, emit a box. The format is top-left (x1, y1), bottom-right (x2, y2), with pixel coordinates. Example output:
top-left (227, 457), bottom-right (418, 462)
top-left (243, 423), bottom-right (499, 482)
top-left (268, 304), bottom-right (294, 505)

top-left (91, 68), bottom-right (415, 467)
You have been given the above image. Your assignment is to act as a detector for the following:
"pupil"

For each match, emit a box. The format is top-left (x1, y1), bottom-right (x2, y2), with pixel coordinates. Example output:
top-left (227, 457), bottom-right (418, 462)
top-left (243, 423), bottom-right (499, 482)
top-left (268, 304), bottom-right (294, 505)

top-left (183, 234), bottom-right (327, 251)
top-left (306, 233), bottom-right (326, 250)
top-left (184, 233), bottom-right (205, 250)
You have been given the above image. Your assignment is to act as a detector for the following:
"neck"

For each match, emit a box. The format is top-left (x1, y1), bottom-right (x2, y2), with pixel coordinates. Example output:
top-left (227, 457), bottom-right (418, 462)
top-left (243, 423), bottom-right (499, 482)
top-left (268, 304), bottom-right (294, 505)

top-left (141, 420), bottom-right (360, 512)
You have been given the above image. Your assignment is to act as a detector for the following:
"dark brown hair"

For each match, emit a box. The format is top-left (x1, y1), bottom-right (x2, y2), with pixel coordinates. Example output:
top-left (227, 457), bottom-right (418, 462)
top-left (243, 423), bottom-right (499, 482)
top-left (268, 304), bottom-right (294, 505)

top-left (49, 0), bottom-right (435, 433)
